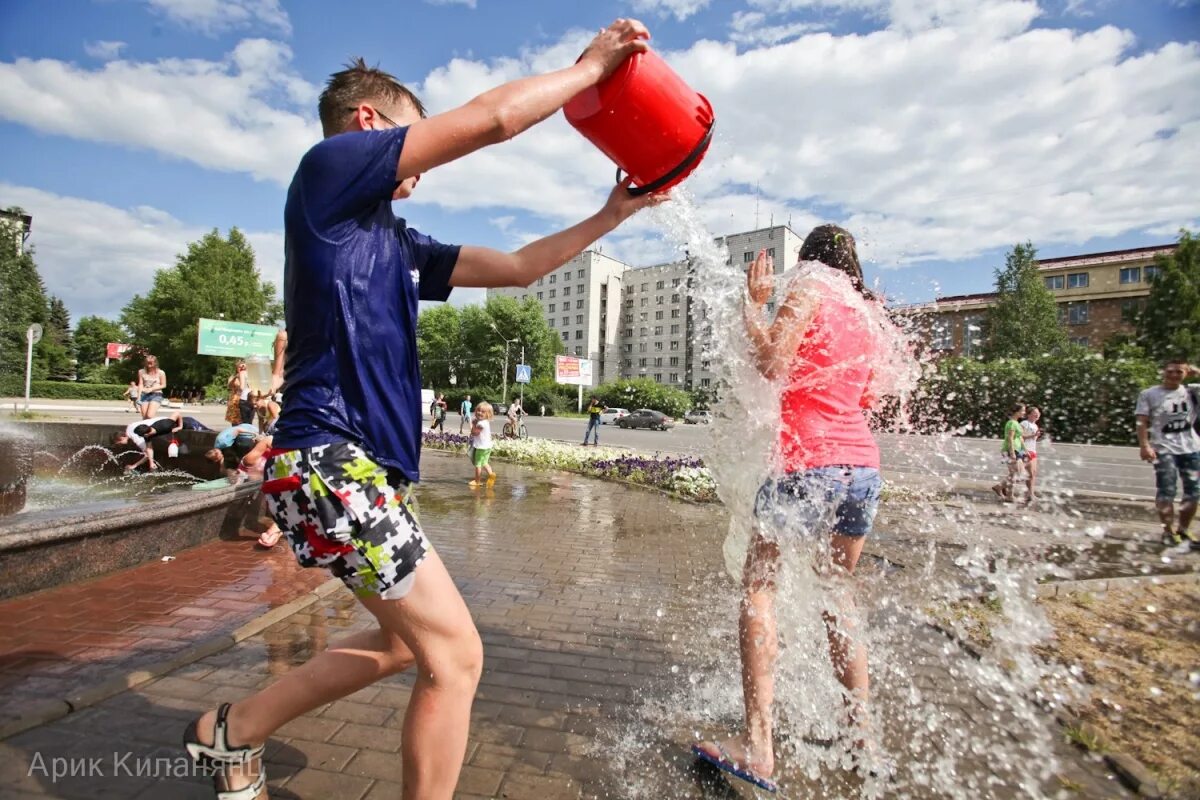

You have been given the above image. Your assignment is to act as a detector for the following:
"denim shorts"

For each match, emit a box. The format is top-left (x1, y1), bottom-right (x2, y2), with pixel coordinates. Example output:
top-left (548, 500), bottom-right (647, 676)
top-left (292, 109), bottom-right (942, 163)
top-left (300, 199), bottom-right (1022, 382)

top-left (1153, 452), bottom-right (1200, 503)
top-left (139, 392), bottom-right (163, 404)
top-left (753, 466), bottom-right (883, 538)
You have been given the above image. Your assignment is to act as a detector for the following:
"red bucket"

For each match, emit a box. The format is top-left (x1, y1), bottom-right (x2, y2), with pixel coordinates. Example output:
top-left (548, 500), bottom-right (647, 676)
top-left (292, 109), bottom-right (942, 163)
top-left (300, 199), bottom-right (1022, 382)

top-left (564, 49), bottom-right (714, 196)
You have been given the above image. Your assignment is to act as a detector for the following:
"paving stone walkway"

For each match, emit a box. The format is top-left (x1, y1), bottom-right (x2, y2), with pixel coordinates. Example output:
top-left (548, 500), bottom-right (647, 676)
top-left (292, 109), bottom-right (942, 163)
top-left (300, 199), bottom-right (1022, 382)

top-left (0, 453), bottom-right (1133, 799)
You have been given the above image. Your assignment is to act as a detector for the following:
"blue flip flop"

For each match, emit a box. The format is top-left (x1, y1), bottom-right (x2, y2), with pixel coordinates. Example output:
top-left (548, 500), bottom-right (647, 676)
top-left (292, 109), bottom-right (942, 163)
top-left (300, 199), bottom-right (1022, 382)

top-left (691, 743), bottom-right (778, 793)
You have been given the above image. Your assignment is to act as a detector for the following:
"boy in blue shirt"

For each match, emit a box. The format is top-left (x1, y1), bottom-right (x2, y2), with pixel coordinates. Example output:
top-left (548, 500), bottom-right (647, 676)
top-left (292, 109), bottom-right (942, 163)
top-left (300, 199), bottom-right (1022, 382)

top-left (184, 18), bottom-right (665, 800)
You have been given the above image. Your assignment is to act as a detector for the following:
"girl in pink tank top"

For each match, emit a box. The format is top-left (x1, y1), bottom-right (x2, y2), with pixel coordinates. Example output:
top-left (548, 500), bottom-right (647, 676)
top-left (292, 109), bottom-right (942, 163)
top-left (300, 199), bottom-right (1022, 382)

top-left (694, 226), bottom-right (894, 791)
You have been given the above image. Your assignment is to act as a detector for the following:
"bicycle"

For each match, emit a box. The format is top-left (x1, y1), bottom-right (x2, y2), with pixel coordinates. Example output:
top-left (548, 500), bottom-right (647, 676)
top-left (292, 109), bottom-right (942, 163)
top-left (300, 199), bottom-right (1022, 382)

top-left (501, 418), bottom-right (528, 439)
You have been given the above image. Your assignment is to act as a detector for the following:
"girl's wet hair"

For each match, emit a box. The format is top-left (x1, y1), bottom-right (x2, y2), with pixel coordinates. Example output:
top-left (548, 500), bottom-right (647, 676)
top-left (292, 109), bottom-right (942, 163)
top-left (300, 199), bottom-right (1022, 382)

top-left (1010, 402), bottom-right (1025, 414)
top-left (799, 224), bottom-right (866, 296)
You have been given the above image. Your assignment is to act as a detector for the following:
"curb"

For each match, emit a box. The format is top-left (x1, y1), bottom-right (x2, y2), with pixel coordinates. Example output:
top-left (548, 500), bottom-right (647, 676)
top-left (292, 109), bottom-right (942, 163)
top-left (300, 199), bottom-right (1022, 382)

top-left (0, 577), bottom-right (342, 742)
top-left (1035, 571), bottom-right (1200, 599)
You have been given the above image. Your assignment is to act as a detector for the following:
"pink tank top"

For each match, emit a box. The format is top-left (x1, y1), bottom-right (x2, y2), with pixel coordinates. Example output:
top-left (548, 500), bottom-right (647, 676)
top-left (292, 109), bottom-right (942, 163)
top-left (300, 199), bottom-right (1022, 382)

top-left (778, 286), bottom-right (880, 472)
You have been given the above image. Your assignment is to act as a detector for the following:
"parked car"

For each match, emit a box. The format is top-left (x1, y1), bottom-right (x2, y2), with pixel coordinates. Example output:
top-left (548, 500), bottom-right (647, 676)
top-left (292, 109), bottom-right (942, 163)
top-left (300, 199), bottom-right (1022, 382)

top-left (616, 409), bottom-right (675, 431)
top-left (599, 407), bottom-right (629, 425)
top-left (683, 409), bottom-right (713, 425)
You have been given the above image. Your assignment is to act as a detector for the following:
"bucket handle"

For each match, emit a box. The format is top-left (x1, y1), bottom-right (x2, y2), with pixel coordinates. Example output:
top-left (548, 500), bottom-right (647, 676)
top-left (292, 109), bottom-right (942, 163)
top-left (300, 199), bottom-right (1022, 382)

top-left (617, 120), bottom-right (715, 197)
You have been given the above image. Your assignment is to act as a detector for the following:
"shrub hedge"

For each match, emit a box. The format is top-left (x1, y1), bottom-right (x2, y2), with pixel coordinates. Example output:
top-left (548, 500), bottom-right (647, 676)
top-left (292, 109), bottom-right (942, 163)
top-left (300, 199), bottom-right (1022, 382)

top-left (903, 350), bottom-right (1159, 445)
top-left (0, 377), bottom-right (128, 400)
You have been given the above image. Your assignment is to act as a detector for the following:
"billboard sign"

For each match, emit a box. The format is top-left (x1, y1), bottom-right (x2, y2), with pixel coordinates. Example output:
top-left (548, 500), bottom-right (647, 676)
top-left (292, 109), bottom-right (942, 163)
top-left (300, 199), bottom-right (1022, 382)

top-left (554, 355), bottom-right (593, 386)
top-left (106, 342), bottom-right (131, 360)
top-left (196, 318), bottom-right (277, 358)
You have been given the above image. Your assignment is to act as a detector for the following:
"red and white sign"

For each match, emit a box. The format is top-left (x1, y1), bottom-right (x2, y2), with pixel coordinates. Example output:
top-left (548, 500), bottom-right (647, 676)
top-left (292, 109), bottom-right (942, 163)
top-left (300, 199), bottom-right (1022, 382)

top-left (106, 342), bottom-right (131, 359)
top-left (554, 355), bottom-right (593, 386)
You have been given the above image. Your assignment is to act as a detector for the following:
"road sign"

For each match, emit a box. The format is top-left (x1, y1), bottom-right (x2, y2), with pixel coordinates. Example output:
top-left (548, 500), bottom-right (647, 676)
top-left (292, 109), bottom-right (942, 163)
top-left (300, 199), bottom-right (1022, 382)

top-left (515, 364), bottom-right (532, 384)
top-left (27, 324), bottom-right (42, 344)
top-left (196, 318), bottom-right (277, 357)
top-left (554, 355), bottom-right (593, 386)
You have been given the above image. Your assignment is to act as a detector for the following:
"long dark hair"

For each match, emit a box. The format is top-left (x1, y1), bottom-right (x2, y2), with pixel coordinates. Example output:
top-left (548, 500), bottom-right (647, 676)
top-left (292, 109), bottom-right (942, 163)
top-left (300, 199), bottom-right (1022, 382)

top-left (799, 224), bottom-right (867, 296)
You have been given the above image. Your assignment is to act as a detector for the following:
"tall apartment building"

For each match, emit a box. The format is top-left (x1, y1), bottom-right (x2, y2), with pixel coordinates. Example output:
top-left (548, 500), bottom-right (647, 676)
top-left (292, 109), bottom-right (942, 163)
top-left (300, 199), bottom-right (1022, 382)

top-left (487, 249), bottom-right (628, 385)
top-left (894, 244), bottom-right (1176, 356)
top-left (489, 224), bottom-right (804, 391)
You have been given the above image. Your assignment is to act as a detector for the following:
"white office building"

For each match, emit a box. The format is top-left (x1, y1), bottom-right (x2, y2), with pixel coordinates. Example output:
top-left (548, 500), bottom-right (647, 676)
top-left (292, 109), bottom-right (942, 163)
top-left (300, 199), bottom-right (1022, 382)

top-left (488, 224), bottom-right (804, 392)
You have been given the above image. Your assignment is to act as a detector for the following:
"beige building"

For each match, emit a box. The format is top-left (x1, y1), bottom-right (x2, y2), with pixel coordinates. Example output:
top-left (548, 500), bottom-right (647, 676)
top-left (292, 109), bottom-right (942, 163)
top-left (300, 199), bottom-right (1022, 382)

top-left (896, 244), bottom-right (1175, 356)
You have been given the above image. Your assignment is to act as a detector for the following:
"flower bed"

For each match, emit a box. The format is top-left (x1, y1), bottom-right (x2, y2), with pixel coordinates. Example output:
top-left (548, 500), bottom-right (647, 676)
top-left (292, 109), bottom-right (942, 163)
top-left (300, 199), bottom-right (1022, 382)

top-left (421, 432), bottom-right (719, 502)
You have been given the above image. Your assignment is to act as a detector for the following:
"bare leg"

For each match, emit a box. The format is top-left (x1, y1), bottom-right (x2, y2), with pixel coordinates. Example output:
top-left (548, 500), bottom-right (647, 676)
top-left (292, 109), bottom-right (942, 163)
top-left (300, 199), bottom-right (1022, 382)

top-left (1156, 500), bottom-right (1176, 534)
top-left (194, 550), bottom-right (482, 800)
top-left (1178, 499), bottom-right (1197, 533)
top-left (823, 534), bottom-right (868, 737)
top-left (696, 533), bottom-right (779, 778)
top-left (143, 400), bottom-right (159, 420)
top-left (1024, 459), bottom-right (1038, 503)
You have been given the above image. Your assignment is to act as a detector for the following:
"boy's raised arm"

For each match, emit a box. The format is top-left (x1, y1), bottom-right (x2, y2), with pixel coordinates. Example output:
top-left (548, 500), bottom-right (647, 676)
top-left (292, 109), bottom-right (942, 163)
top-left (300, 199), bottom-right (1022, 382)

top-left (396, 19), bottom-right (649, 182)
top-left (450, 179), bottom-right (666, 288)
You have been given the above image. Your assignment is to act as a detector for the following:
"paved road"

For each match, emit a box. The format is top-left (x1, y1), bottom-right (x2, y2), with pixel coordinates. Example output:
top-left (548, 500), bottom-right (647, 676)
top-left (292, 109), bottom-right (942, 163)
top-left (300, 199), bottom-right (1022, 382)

top-left (5, 398), bottom-right (1154, 498)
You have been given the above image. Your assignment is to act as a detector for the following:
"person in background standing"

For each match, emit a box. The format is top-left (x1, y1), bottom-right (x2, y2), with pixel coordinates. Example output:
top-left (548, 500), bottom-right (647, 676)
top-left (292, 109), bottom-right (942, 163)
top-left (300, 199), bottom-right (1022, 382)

top-left (459, 394), bottom-right (473, 434)
top-left (125, 381), bottom-right (142, 414)
top-left (226, 362), bottom-right (249, 425)
top-left (430, 392), bottom-right (448, 431)
top-left (991, 403), bottom-right (1027, 503)
top-left (1019, 406), bottom-right (1042, 505)
top-left (1136, 360), bottom-right (1200, 548)
top-left (582, 396), bottom-right (605, 446)
top-left (137, 354), bottom-right (167, 420)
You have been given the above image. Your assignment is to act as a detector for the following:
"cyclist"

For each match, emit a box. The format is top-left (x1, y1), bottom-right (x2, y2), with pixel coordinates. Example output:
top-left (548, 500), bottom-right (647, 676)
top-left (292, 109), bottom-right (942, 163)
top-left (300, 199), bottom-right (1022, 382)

top-left (504, 398), bottom-right (525, 438)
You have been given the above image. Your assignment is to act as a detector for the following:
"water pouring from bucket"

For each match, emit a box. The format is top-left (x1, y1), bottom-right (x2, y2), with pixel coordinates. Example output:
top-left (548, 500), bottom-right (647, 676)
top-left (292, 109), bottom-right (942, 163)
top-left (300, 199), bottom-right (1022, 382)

top-left (564, 48), bottom-right (714, 196)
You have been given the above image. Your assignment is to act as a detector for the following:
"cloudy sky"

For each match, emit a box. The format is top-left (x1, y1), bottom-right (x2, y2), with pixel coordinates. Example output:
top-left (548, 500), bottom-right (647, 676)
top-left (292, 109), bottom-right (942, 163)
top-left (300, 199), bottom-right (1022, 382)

top-left (1, 0), bottom-right (1197, 322)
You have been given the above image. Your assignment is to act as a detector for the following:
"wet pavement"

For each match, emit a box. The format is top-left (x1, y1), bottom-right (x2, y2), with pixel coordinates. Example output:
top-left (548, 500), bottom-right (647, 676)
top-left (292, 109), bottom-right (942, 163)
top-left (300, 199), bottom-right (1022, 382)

top-left (0, 514), bottom-right (329, 730)
top-left (0, 452), bottom-right (1149, 799)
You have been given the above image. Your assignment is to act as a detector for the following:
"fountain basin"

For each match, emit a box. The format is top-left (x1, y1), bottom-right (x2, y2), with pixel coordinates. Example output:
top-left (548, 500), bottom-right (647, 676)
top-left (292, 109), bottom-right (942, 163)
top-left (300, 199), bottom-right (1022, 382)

top-left (0, 422), bottom-right (263, 600)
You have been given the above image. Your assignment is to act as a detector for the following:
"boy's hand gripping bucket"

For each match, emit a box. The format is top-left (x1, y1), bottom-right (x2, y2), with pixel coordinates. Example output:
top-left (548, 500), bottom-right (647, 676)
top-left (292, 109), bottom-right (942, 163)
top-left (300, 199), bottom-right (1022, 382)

top-left (564, 49), bottom-right (714, 196)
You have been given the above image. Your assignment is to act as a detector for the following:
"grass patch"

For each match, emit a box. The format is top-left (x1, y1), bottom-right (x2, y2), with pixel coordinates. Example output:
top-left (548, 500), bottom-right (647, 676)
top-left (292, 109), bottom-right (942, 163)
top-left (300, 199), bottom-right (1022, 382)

top-left (4, 410), bottom-right (47, 421)
top-left (1041, 582), bottom-right (1200, 796)
top-left (1063, 724), bottom-right (1104, 753)
top-left (926, 594), bottom-right (1004, 650)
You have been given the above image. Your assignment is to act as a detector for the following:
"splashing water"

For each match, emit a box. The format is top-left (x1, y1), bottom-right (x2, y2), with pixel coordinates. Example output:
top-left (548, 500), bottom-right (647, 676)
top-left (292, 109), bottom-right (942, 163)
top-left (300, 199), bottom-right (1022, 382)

top-left (596, 193), bottom-right (1082, 798)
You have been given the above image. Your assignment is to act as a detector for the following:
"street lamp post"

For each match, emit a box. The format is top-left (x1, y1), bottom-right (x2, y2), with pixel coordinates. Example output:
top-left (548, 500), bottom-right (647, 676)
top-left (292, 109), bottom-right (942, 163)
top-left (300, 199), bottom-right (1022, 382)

top-left (490, 323), bottom-right (519, 404)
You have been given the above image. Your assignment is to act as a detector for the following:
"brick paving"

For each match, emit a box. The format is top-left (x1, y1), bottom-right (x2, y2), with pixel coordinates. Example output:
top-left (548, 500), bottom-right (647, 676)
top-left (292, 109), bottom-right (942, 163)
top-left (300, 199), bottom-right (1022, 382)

top-left (0, 453), bottom-right (1133, 799)
top-left (0, 513), bottom-right (329, 729)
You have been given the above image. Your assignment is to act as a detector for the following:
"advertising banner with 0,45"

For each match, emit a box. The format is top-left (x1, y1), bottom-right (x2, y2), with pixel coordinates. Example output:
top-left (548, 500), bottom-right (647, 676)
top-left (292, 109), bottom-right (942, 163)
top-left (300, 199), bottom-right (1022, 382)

top-left (196, 318), bottom-right (277, 358)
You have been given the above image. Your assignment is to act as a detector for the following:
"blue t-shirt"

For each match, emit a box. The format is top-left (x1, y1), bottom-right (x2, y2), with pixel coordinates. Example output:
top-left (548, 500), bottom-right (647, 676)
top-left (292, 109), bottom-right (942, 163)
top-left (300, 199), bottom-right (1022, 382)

top-left (273, 127), bottom-right (460, 482)
top-left (215, 423), bottom-right (259, 449)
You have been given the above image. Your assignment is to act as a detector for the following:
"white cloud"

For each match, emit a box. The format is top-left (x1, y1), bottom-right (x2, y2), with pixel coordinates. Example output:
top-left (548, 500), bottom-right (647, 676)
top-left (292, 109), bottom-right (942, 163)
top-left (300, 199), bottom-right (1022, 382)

top-left (0, 183), bottom-right (283, 320)
top-left (730, 11), bottom-right (825, 45)
top-left (629, 0), bottom-right (712, 21)
top-left (2, 2), bottom-right (1198, 284)
top-left (0, 39), bottom-right (319, 185)
top-left (145, 0), bottom-right (292, 36)
top-left (84, 40), bottom-right (126, 60)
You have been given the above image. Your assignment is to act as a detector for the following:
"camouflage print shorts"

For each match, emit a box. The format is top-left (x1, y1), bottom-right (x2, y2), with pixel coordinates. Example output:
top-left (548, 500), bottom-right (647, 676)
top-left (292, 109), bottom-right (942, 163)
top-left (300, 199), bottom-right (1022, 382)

top-left (262, 441), bottom-right (429, 599)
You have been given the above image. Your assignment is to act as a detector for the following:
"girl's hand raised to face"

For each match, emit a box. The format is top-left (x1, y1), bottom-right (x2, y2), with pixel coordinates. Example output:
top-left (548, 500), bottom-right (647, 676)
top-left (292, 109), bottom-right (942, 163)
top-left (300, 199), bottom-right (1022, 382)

top-left (746, 249), bottom-right (774, 306)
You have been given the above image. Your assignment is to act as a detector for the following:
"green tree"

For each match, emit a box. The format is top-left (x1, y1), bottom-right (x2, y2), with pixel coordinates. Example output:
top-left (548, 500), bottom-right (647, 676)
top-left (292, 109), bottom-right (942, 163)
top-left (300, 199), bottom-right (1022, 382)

top-left (1137, 229), bottom-right (1199, 362)
top-left (42, 296), bottom-right (74, 379)
top-left (416, 304), bottom-right (464, 389)
top-left (595, 377), bottom-right (692, 417)
top-left (0, 206), bottom-right (50, 379)
top-left (418, 295), bottom-right (563, 398)
top-left (982, 242), bottom-right (1066, 360)
top-left (120, 228), bottom-right (281, 386)
top-left (74, 316), bottom-right (128, 369)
